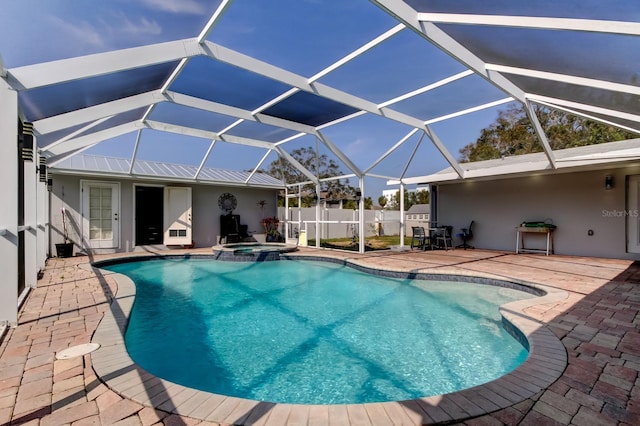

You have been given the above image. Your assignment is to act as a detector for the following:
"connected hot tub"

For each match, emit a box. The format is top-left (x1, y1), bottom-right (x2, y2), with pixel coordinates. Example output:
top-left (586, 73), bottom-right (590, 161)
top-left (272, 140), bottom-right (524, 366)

top-left (212, 242), bottom-right (298, 261)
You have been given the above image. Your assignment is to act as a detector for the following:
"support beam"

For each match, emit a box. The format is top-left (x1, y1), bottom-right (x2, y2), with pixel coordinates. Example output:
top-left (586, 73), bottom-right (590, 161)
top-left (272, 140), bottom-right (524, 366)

top-left (128, 130), bottom-right (143, 175)
top-left (145, 120), bottom-right (275, 149)
top-left (246, 150), bottom-right (274, 184)
top-left (34, 91), bottom-right (163, 135)
top-left (197, 0), bottom-right (234, 43)
top-left (24, 141), bottom-right (37, 290)
top-left (486, 64), bottom-right (640, 97)
top-left (275, 147), bottom-right (319, 184)
top-left (524, 100), bottom-right (556, 168)
top-left (399, 182), bottom-right (405, 245)
top-left (532, 99), bottom-right (640, 135)
top-left (358, 177), bottom-right (365, 254)
top-left (425, 97), bottom-right (513, 125)
top-left (44, 121), bottom-right (142, 156)
top-left (7, 39), bottom-right (206, 90)
top-left (417, 13), bottom-right (640, 36)
top-left (316, 130), bottom-right (363, 177)
top-left (527, 94), bottom-right (640, 126)
top-left (0, 79), bottom-right (18, 327)
top-left (401, 132), bottom-right (425, 179)
top-left (194, 140), bottom-right (217, 180)
top-left (364, 128), bottom-right (419, 174)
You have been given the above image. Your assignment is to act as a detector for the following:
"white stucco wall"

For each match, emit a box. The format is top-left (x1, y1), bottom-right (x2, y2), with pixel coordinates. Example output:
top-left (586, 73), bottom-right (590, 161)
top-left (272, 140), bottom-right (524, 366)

top-left (437, 165), bottom-right (640, 259)
top-left (49, 174), bottom-right (279, 253)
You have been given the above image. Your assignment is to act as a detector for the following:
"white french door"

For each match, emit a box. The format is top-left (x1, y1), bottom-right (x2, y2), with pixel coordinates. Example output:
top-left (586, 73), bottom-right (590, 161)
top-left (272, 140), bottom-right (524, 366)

top-left (627, 175), bottom-right (640, 253)
top-left (163, 186), bottom-right (192, 245)
top-left (81, 181), bottom-right (120, 249)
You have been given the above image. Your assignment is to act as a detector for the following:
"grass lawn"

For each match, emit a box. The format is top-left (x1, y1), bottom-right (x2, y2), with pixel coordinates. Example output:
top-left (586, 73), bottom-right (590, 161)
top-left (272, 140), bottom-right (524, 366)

top-left (307, 235), bottom-right (412, 251)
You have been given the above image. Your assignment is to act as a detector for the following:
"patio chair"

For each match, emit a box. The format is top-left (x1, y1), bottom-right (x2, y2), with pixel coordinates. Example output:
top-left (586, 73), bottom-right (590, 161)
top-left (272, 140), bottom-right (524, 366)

top-left (456, 221), bottom-right (475, 249)
top-left (432, 226), bottom-right (453, 250)
top-left (410, 226), bottom-right (428, 250)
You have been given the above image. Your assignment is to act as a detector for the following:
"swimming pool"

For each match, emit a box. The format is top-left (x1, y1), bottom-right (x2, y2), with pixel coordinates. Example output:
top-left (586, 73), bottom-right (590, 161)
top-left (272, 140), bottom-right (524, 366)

top-left (103, 257), bottom-right (536, 405)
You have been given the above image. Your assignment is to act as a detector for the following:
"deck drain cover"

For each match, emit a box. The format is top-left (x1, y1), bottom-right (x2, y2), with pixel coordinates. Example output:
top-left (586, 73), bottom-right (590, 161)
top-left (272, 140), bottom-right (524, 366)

top-left (56, 343), bottom-right (101, 360)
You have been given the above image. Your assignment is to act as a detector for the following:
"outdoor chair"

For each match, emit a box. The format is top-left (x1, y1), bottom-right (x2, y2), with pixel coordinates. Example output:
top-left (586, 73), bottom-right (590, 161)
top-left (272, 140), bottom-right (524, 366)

top-left (432, 226), bottom-right (453, 250)
top-left (456, 221), bottom-right (475, 249)
top-left (410, 226), bottom-right (428, 250)
top-left (219, 213), bottom-right (248, 244)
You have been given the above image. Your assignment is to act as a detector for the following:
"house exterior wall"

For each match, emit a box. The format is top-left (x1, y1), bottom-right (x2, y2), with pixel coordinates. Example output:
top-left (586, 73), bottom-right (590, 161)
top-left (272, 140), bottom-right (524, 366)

top-left (49, 174), bottom-right (279, 253)
top-left (437, 165), bottom-right (640, 259)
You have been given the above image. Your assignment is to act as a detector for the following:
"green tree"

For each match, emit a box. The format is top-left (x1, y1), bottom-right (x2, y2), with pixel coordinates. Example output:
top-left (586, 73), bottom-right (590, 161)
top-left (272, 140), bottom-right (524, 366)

top-left (378, 195), bottom-right (387, 209)
top-left (386, 189), bottom-right (430, 211)
top-left (459, 104), bottom-right (637, 162)
top-left (266, 147), bottom-right (363, 208)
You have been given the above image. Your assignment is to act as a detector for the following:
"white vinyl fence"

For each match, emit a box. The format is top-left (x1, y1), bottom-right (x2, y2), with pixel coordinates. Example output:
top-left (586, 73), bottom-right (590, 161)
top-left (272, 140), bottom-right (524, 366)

top-left (278, 207), bottom-right (402, 240)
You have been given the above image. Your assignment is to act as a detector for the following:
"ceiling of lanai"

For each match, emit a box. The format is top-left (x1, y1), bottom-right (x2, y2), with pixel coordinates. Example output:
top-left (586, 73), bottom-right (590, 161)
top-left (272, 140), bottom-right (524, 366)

top-left (1, 0), bottom-right (639, 191)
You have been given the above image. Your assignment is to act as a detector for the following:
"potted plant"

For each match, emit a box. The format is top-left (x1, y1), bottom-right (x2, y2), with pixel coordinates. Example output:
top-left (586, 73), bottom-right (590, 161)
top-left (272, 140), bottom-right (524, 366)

top-left (55, 207), bottom-right (74, 258)
top-left (262, 216), bottom-right (281, 242)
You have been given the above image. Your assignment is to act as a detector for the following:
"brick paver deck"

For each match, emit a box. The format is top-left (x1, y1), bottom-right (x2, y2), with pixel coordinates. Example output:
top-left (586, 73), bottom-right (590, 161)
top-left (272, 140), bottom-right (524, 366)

top-left (1, 247), bottom-right (638, 425)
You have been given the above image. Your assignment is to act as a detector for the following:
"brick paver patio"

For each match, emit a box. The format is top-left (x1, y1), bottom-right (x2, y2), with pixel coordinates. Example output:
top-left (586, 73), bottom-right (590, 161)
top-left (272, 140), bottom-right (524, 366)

top-left (0, 247), bottom-right (638, 425)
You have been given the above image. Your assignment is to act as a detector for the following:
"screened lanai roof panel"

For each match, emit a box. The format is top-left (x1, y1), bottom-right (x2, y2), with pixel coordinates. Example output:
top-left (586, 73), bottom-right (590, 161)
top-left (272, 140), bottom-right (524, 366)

top-left (72, 107), bottom-right (147, 139)
top-left (565, 109), bottom-right (640, 135)
top-left (508, 75), bottom-right (640, 116)
top-left (318, 28), bottom-right (468, 104)
top-left (203, 141), bottom-right (269, 171)
top-left (224, 121), bottom-right (298, 143)
top-left (18, 62), bottom-right (178, 121)
top-left (170, 56), bottom-right (293, 111)
top-left (0, 1), bottom-right (221, 67)
top-left (207, 0), bottom-right (398, 76)
top-left (316, 112), bottom-right (414, 171)
top-left (437, 25), bottom-right (640, 86)
top-left (262, 91), bottom-right (360, 127)
top-left (392, 74), bottom-right (509, 121)
top-left (405, 0), bottom-right (640, 21)
top-left (53, 153), bottom-right (283, 186)
top-left (37, 124), bottom-right (88, 149)
top-left (148, 102), bottom-right (238, 133)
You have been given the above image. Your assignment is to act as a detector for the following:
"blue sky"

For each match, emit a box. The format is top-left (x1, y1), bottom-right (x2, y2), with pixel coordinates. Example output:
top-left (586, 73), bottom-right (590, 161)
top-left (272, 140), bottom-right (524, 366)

top-left (0, 0), bottom-right (516, 199)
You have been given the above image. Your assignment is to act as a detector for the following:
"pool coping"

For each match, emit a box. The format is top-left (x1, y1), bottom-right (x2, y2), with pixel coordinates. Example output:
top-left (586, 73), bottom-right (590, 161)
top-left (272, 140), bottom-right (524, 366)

top-left (87, 253), bottom-right (569, 424)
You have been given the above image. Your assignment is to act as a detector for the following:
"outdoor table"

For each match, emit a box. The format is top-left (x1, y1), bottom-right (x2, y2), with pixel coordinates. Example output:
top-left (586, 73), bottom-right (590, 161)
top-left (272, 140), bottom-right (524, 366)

top-left (515, 226), bottom-right (555, 255)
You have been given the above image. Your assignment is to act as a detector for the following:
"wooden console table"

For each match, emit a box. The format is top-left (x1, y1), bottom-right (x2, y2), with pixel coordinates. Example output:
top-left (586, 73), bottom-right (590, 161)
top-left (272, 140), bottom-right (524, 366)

top-left (515, 226), bottom-right (555, 255)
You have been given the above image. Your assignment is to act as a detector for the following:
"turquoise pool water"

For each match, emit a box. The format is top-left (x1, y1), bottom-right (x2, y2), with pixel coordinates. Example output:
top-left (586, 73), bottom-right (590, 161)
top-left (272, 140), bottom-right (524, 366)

top-left (104, 258), bottom-right (533, 404)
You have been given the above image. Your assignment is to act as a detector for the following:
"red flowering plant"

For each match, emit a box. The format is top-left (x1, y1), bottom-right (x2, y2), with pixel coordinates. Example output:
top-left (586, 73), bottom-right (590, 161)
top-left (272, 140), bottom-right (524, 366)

top-left (262, 216), bottom-right (280, 235)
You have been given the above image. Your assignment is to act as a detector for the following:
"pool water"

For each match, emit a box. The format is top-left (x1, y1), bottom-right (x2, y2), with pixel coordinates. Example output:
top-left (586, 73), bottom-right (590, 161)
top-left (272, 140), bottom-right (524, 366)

top-left (104, 258), bottom-right (533, 404)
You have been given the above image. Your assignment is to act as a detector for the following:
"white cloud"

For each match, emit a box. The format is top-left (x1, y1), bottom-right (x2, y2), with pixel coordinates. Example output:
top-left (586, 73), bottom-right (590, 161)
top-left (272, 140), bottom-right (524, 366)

top-left (140, 0), bottom-right (207, 15)
top-left (106, 13), bottom-right (162, 37)
top-left (344, 137), bottom-right (370, 158)
top-left (48, 16), bottom-right (106, 48)
top-left (47, 12), bottom-right (162, 53)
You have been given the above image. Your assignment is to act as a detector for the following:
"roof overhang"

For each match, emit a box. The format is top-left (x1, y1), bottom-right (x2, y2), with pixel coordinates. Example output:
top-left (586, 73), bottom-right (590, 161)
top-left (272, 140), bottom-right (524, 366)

top-left (388, 139), bottom-right (640, 186)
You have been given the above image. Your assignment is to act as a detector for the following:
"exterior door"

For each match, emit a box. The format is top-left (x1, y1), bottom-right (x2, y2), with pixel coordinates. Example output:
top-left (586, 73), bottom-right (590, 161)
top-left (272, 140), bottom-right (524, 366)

top-left (135, 186), bottom-right (163, 245)
top-left (163, 186), bottom-right (192, 245)
top-left (82, 181), bottom-right (120, 249)
top-left (627, 175), bottom-right (640, 253)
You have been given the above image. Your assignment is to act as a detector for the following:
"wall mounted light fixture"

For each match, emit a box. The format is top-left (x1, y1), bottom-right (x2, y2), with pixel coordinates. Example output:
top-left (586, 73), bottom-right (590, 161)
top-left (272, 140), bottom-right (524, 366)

top-left (39, 157), bottom-right (47, 182)
top-left (605, 175), bottom-right (613, 190)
